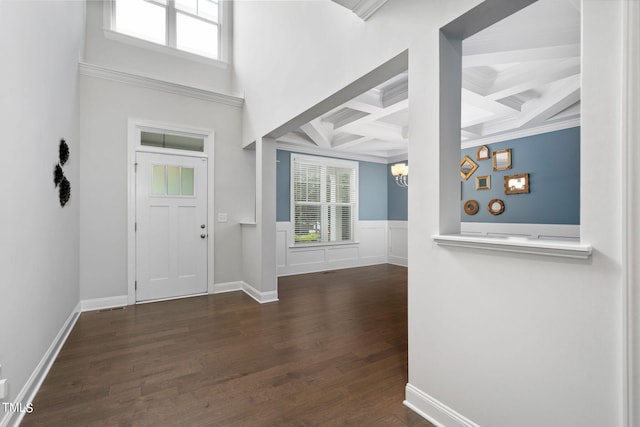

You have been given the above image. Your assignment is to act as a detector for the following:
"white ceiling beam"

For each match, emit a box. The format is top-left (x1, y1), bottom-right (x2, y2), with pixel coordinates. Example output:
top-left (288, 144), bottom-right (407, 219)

top-left (462, 88), bottom-right (519, 115)
top-left (462, 67), bottom-right (498, 96)
top-left (347, 140), bottom-right (407, 153)
top-left (334, 98), bottom-right (408, 134)
top-left (462, 129), bottom-right (480, 139)
top-left (341, 121), bottom-right (407, 142)
top-left (548, 101), bottom-right (581, 121)
top-left (332, 135), bottom-right (375, 150)
top-left (472, 75), bottom-right (580, 136)
top-left (485, 58), bottom-right (581, 100)
top-left (342, 100), bottom-right (381, 114)
top-left (381, 79), bottom-right (408, 107)
top-left (320, 92), bottom-right (381, 119)
top-left (300, 119), bottom-right (333, 148)
top-left (462, 43), bottom-right (580, 68)
top-left (276, 133), bottom-right (314, 146)
top-left (520, 76), bottom-right (581, 126)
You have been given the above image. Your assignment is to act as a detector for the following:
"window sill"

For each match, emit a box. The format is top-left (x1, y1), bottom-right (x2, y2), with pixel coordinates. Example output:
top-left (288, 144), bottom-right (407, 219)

top-left (290, 241), bottom-right (360, 249)
top-left (103, 29), bottom-right (229, 69)
top-left (432, 234), bottom-right (592, 259)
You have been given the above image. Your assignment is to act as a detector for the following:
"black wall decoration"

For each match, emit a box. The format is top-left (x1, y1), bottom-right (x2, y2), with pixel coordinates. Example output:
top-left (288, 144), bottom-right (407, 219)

top-left (53, 139), bottom-right (71, 207)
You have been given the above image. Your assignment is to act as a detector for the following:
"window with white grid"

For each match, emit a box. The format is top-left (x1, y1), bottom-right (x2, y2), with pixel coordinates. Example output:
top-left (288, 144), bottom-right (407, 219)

top-left (108, 0), bottom-right (227, 61)
top-left (291, 154), bottom-right (358, 245)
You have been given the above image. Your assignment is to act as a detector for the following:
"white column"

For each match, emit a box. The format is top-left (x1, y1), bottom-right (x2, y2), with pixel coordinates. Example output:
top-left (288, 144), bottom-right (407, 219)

top-left (624, 1), bottom-right (640, 424)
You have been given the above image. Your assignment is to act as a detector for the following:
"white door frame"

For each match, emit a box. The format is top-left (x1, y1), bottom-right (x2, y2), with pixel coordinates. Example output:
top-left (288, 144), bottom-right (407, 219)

top-left (127, 118), bottom-right (215, 305)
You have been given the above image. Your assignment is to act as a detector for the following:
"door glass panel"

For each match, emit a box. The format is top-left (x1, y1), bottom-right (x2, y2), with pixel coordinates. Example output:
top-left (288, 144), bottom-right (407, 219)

top-left (152, 165), bottom-right (166, 195)
top-left (167, 166), bottom-right (181, 195)
top-left (181, 167), bottom-right (195, 196)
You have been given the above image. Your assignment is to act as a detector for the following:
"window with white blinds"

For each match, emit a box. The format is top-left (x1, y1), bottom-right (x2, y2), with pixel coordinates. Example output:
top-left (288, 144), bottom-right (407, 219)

top-left (291, 154), bottom-right (358, 244)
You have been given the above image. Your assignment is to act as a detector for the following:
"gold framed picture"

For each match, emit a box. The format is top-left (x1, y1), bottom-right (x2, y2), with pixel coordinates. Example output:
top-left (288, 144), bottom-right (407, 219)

top-left (476, 175), bottom-right (491, 190)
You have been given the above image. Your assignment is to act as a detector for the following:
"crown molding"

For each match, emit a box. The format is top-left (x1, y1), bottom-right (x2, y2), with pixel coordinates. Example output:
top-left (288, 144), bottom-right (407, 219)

top-left (78, 62), bottom-right (244, 108)
top-left (460, 118), bottom-right (580, 149)
top-left (276, 141), bottom-right (391, 164)
top-left (331, 0), bottom-right (388, 21)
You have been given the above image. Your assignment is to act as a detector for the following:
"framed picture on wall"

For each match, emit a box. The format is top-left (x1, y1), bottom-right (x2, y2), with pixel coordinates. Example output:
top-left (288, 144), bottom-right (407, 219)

top-left (476, 145), bottom-right (490, 160)
top-left (476, 175), bottom-right (491, 190)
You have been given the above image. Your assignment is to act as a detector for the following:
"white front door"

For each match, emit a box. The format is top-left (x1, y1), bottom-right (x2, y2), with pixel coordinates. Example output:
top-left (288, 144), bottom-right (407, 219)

top-left (136, 152), bottom-right (208, 302)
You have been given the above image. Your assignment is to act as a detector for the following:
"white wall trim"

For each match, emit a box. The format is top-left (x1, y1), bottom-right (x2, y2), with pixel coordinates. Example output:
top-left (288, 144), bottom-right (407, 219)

top-left (388, 220), bottom-right (408, 267)
top-left (0, 302), bottom-right (81, 427)
top-left (211, 281), bottom-right (244, 294)
top-left (127, 119), bottom-right (215, 306)
top-left (404, 383), bottom-right (480, 427)
top-left (80, 296), bottom-right (128, 312)
top-left (461, 222), bottom-right (580, 240)
top-left (277, 220), bottom-right (390, 276)
top-left (78, 62), bottom-right (244, 107)
top-left (276, 141), bottom-right (390, 164)
top-left (622, 1), bottom-right (640, 425)
top-left (460, 119), bottom-right (580, 149)
top-left (242, 281), bottom-right (279, 304)
top-left (433, 233), bottom-right (592, 260)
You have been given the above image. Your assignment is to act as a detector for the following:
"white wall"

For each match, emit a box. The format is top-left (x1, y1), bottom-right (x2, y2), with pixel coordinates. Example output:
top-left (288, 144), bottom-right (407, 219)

top-left (78, 0), bottom-right (252, 301)
top-left (78, 76), bottom-right (252, 300)
top-left (0, 0), bottom-right (84, 420)
top-left (232, 0), bottom-right (635, 426)
top-left (232, 0), bottom-right (437, 145)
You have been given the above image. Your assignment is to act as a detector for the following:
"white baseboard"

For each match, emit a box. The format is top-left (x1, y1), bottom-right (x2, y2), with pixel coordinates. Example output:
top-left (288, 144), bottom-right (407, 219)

top-left (241, 281), bottom-right (279, 304)
top-left (80, 295), bottom-right (128, 312)
top-left (211, 281), bottom-right (244, 294)
top-left (388, 255), bottom-right (408, 267)
top-left (404, 383), bottom-right (480, 427)
top-left (0, 302), bottom-right (82, 427)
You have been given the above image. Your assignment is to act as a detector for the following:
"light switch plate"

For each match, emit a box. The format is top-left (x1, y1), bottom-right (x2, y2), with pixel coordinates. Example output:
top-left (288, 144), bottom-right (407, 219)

top-left (217, 213), bottom-right (228, 222)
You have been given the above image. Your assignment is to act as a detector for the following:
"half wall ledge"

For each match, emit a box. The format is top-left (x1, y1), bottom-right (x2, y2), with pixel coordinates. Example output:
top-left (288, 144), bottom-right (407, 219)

top-left (432, 234), bottom-right (593, 259)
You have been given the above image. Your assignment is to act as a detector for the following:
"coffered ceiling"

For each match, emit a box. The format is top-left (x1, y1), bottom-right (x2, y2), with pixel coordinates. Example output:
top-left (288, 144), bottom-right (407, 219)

top-left (277, 0), bottom-right (581, 161)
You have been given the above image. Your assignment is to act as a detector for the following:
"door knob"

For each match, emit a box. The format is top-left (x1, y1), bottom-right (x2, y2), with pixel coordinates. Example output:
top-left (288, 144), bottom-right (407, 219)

top-left (201, 224), bottom-right (206, 229)
top-left (200, 234), bottom-right (206, 239)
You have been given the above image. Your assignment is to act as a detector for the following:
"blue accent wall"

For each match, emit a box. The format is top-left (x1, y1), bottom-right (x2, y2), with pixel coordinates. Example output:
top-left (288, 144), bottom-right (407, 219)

top-left (461, 127), bottom-right (580, 224)
top-left (359, 161), bottom-right (388, 220)
top-left (388, 160), bottom-right (408, 220)
top-left (276, 150), bottom-right (391, 221)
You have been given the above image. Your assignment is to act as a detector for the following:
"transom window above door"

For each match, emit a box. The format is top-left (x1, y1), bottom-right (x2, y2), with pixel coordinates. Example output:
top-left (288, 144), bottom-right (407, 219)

top-left (106, 0), bottom-right (229, 62)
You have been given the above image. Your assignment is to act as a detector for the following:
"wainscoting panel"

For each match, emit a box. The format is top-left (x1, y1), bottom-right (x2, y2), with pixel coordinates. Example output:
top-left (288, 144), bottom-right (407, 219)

top-left (277, 221), bottom-right (397, 276)
top-left (326, 246), bottom-right (359, 262)
top-left (289, 247), bottom-right (326, 266)
top-left (388, 221), bottom-right (408, 267)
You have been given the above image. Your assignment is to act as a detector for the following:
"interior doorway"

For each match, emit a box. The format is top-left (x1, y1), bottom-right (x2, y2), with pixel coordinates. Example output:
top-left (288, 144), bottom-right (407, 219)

top-left (127, 120), bottom-right (215, 304)
top-left (135, 151), bottom-right (208, 302)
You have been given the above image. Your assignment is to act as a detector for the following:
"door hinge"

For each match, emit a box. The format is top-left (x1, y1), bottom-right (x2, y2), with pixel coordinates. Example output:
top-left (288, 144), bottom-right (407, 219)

top-left (135, 222), bottom-right (137, 232)
top-left (135, 280), bottom-right (137, 290)
top-left (134, 162), bottom-right (138, 172)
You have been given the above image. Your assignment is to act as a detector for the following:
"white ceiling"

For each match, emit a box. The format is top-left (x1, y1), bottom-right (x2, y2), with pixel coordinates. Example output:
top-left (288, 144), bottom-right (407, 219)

top-left (277, 0), bottom-right (581, 161)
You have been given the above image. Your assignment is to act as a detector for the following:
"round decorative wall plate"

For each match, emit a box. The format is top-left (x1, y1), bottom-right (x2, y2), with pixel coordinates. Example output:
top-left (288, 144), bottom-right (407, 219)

top-left (487, 199), bottom-right (505, 215)
top-left (463, 200), bottom-right (479, 215)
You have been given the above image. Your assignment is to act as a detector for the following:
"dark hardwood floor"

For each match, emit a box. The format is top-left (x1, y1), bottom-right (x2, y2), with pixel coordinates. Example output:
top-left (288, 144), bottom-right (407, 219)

top-left (22, 264), bottom-right (433, 427)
